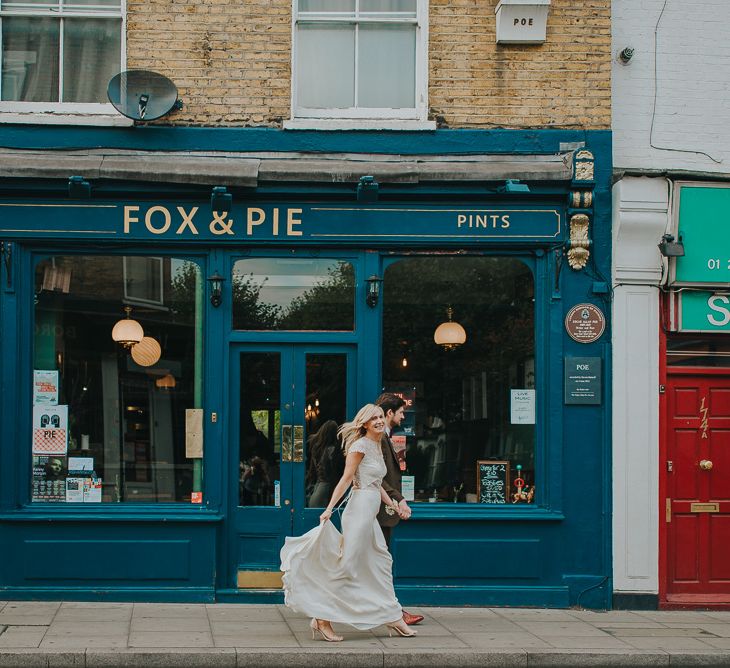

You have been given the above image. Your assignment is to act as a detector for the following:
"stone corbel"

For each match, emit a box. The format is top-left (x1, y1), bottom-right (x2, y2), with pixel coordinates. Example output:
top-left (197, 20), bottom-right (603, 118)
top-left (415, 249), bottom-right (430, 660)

top-left (567, 214), bottom-right (591, 270)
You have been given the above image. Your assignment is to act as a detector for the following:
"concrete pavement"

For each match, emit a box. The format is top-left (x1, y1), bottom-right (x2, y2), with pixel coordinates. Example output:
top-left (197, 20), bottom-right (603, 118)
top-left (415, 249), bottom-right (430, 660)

top-left (0, 601), bottom-right (729, 666)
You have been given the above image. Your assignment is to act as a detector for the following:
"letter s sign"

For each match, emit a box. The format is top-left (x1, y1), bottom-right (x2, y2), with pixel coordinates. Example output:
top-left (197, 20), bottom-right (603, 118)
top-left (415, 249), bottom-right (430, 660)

top-left (707, 295), bottom-right (730, 327)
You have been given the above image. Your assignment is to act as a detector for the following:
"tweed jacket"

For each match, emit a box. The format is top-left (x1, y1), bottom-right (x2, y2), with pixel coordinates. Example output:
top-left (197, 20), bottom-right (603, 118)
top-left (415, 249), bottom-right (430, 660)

top-left (377, 431), bottom-right (404, 528)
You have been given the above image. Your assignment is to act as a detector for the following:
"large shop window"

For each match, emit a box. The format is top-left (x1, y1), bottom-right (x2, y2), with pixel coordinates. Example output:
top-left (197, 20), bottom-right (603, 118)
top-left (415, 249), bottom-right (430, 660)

top-left (32, 255), bottom-right (203, 504)
top-left (292, 0), bottom-right (427, 120)
top-left (382, 257), bottom-right (536, 506)
top-left (232, 257), bottom-right (355, 330)
top-left (0, 0), bottom-right (123, 104)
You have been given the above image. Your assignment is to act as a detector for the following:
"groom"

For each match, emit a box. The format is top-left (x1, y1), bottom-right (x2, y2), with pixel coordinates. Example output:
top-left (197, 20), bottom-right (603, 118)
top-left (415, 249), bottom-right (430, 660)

top-left (375, 392), bottom-right (424, 626)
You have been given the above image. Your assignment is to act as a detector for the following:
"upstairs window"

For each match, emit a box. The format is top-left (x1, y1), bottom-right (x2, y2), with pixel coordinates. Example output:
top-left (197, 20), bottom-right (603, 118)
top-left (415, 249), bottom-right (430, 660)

top-left (292, 0), bottom-right (428, 120)
top-left (0, 0), bottom-right (123, 105)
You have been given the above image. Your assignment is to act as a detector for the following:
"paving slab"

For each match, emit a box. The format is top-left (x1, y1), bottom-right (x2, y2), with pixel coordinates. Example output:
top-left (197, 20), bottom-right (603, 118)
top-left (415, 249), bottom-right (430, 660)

top-left (516, 620), bottom-right (613, 637)
top-left (664, 650), bottom-right (730, 665)
top-left (88, 648), bottom-right (237, 667)
top-left (236, 647), bottom-right (384, 667)
top-left (0, 625), bottom-right (47, 648)
top-left (383, 648), bottom-right (527, 667)
top-left (128, 631), bottom-right (215, 648)
top-left (526, 648), bottom-right (669, 665)
top-left (454, 631), bottom-right (552, 648)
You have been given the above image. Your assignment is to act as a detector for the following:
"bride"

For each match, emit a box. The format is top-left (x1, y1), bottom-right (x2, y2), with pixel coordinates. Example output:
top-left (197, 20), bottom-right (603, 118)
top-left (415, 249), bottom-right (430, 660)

top-left (280, 403), bottom-right (417, 642)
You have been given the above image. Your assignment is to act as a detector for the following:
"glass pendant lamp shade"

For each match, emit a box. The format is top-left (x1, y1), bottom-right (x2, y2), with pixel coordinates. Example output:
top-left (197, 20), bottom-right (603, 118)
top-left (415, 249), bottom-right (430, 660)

top-left (111, 306), bottom-right (144, 348)
top-left (131, 336), bottom-right (162, 367)
top-left (434, 306), bottom-right (466, 351)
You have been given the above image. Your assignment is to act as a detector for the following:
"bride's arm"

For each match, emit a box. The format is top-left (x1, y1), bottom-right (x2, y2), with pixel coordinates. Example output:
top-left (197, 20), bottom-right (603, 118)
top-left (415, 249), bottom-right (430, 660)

top-left (380, 485), bottom-right (397, 510)
top-left (319, 451), bottom-right (364, 522)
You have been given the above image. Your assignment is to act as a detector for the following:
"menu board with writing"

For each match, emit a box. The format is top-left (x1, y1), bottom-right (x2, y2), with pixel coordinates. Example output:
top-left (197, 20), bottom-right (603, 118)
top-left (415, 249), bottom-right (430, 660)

top-left (476, 460), bottom-right (510, 505)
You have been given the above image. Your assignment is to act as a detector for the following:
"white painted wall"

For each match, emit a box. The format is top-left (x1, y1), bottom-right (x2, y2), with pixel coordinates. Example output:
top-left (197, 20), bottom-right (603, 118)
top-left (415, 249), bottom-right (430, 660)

top-left (611, 176), bottom-right (668, 594)
top-left (613, 0), bottom-right (730, 174)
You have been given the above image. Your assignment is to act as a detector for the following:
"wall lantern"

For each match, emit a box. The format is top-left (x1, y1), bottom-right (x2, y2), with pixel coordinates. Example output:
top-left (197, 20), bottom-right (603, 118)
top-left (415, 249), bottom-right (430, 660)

top-left (495, 0), bottom-right (551, 45)
top-left (155, 373), bottom-right (176, 390)
top-left (131, 336), bottom-right (162, 367)
top-left (211, 186), bottom-right (232, 215)
top-left (498, 179), bottom-right (530, 193)
top-left (357, 175), bottom-right (379, 203)
top-left (365, 274), bottom-right (383, 308)
top-left (434, 306), bottom-right (467, 351)
top-left (658, 233), bottom-right (685, 257)
top-left (207, 271), bottom-right (225, 307)
top-left (111, 306), bottom-right (144, 349)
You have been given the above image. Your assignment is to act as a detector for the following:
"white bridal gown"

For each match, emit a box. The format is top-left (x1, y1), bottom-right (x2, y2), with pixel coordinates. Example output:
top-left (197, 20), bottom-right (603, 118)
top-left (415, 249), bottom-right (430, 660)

top-left (280, 436), bottom-right (402, 629)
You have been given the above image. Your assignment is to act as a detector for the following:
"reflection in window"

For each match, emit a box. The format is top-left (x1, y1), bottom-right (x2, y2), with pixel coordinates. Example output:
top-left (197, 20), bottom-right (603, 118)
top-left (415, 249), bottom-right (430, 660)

top-left (239, 353), bottom-right (280, 507)
top-left (667, 336), bottom-right (730, 367)
top-left (32, 256), bottom-right (203, 503)
top-left (232, 258), bottom-right (355, 330)
top-left (381, 257), bottom-right (535, 505)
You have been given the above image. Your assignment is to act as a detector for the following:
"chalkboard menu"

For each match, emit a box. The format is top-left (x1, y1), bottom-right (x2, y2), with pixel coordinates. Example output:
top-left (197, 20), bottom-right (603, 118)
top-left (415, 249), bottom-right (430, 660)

top-left (477, 460), bottom-right (510, 504)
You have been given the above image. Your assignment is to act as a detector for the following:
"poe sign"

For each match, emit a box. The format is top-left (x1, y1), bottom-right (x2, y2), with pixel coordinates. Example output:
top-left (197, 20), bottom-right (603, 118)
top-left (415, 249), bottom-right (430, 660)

top-left (674, 184), bottom-right (730, 284)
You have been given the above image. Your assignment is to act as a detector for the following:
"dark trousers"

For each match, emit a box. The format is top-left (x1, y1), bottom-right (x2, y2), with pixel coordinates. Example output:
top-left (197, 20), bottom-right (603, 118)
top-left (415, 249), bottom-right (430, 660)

top-left (380, 523), bottom-right (393, 550)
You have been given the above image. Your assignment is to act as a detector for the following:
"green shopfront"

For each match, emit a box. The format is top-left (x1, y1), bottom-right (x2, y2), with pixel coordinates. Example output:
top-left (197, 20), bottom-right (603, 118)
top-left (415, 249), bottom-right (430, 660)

top-left (0, 128), bottom-right (612, 607)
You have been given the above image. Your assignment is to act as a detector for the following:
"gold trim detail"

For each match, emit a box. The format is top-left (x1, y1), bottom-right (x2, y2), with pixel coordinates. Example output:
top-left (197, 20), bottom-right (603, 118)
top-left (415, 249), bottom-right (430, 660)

top-left (575, 161), bottom-right (594, 182)
top-left (567, 214), bottom-right (590, 270)
top-left (293, 425), bottom-right (304, 463)
top-left (282, 425), bottom-right (293, 463)
top-left (237, 571), bottom-right (283, 589)
top-left (690, 502), bottom-right (719, 513)
top-left (666, 498), bottom-right (671, 523)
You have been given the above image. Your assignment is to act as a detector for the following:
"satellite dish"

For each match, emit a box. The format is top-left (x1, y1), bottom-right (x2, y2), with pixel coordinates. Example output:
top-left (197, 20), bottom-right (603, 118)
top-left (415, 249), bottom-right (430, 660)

top-left (107, 70), bottom-right (180, 121)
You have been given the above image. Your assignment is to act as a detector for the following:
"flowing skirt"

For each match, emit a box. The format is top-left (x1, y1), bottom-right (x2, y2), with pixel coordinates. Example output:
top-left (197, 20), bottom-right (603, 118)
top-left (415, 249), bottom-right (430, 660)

top-left (280, 488), bottom-right (402, 630)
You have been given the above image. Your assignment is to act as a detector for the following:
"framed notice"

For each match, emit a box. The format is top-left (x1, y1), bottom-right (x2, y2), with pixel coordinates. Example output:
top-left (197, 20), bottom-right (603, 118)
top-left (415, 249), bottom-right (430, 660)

top-left (476, 460), bottom-right (510, 505)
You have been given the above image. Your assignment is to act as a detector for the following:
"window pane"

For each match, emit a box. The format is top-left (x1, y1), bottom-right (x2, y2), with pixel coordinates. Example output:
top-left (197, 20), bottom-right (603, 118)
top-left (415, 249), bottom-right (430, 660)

top-left (382, 257), bottom-right (536, 505)
top-left (63, 0), bottom-right (122, 7)
top-left (232, 258), bottom-right (355, 330)
top-left (305, 354), bottom-right (347, 508)
top-left (1, 17), bottom-right (59, 102)
top-left (239, 353), bottom-right (281, 507)
top-left (62, 18), bottom-right (121, 103)
top-left (360, 0), bottom-right (417, 13)
top-left (297, 24), bottom-right (355, 108)
top-left (33, 256), bottom-right (203, 503)
top-left (358, 24), bottom-right (415, 108)
top-left (124, 256), bottom-right (163, 305)
top-left (299, 0), bottom-right (355, 11)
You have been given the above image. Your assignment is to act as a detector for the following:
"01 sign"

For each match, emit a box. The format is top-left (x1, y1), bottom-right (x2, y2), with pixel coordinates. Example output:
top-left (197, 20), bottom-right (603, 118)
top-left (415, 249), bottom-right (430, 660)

top-left (680, 291), bottom-right (730, 332)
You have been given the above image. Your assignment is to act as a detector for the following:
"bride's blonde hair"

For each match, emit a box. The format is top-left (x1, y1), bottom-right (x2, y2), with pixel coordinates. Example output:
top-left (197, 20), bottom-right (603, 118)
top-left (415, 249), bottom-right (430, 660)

top-left (338, 403), bottom-right (384, 454)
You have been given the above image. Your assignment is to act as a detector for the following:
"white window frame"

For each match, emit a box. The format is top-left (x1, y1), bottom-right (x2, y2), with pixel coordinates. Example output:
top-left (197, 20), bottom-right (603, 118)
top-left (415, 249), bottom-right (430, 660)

top-left (287, 0), bottom-right (433, 129)
top-left (0, 0), bottom-right (129, 125)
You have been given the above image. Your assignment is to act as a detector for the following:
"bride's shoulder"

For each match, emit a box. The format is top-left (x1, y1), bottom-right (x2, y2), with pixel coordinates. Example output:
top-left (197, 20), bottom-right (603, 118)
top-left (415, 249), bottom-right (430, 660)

top-left (348, 436), bottom-right (374, 455)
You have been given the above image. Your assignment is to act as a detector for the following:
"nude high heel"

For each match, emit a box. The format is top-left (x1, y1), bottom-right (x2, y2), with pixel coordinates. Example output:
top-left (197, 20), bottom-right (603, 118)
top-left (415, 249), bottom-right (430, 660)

top-left (387, 621), bottom-right (418, 637)
top-left (310, 618), bottom-right (343, 642)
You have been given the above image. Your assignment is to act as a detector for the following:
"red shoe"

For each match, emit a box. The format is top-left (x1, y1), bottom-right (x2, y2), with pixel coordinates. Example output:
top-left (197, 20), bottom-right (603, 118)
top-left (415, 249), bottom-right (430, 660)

top-left (403, 611), bottom-right (424, 625)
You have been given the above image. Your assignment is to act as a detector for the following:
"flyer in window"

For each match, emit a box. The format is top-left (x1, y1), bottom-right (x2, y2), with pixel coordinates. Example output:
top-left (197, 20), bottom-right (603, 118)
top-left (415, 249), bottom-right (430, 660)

top-left (401, 475), bottom-right (415, 501)
top-left (32, 405), bottom-right (68, 455)
top-left (33, 370), bottom-right (59, 405)
top-left (32, 455), bottom-right (66, 502)
top-left (391, 434), bottom-right (407, 471)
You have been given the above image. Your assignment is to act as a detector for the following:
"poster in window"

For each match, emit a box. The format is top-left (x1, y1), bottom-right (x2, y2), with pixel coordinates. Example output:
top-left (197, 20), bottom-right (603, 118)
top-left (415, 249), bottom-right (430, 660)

top-left (32, 455), bottom-right (67, 502)
top-left (33, 370), bottom-right (59, 405)
top-left (476, 460), bottom-right (510, 504)
top-left (383, 383), bottom-right (416, 436)
top-left (32, 405), bottom-right (68, 455)
top-left (391, 434), bottom-right (407, 471)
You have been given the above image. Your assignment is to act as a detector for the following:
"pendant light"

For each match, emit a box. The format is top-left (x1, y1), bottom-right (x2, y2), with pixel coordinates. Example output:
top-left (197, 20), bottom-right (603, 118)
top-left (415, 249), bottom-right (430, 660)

top-left (131, 336), bottom-right (162, 367)
top-left (111, 306), bottom-right (144, 349)
top-left (433, 306), bottom-right (466, 351)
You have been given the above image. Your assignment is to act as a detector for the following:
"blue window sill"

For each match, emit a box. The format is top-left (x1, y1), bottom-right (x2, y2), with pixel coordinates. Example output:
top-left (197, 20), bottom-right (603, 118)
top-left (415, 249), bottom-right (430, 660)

top-left (410, 505), bottom-right (564, 521)
top-left (0, 505), bottom-right (224, 522)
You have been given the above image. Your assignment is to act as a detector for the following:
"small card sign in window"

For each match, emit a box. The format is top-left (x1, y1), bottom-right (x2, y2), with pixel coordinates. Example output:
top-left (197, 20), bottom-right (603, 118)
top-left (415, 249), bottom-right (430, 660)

top-left (477, 460), bottom-right (511, 505)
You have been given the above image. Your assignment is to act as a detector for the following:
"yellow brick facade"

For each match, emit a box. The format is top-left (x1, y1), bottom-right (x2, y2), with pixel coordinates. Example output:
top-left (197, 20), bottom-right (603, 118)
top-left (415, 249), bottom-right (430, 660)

top-left (127, 0), bottom-right (610, 129)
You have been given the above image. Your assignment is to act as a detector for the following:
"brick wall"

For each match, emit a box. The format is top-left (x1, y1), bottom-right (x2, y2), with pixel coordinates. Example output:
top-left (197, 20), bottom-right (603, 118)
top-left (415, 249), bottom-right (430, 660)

top-left (127, 0), bottom-right (610, 129)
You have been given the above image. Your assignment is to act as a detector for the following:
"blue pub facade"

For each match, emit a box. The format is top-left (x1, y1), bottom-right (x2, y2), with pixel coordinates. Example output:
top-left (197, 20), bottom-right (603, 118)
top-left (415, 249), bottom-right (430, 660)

top-left (0, 126), bottom-right (612, 608)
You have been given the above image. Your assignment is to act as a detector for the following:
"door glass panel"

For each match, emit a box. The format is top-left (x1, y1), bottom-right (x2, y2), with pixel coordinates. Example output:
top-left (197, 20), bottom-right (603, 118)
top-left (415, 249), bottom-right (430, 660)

top-left (232, 258), bottom-right (355, 330)
top-left (305, 353), bottom-right (347, 507)
top-left (239, 353), bottom-right (281, 507)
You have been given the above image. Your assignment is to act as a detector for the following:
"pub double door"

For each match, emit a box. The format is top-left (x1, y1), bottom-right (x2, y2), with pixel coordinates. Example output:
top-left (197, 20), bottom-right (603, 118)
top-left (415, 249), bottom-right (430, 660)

top-left (228, 344), bottom-right (356, 589)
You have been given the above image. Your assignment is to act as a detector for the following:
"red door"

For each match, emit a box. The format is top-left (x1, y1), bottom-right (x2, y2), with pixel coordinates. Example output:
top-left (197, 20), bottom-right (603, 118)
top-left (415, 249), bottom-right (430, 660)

top-left (665, 374), bottom-right (730, 605)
